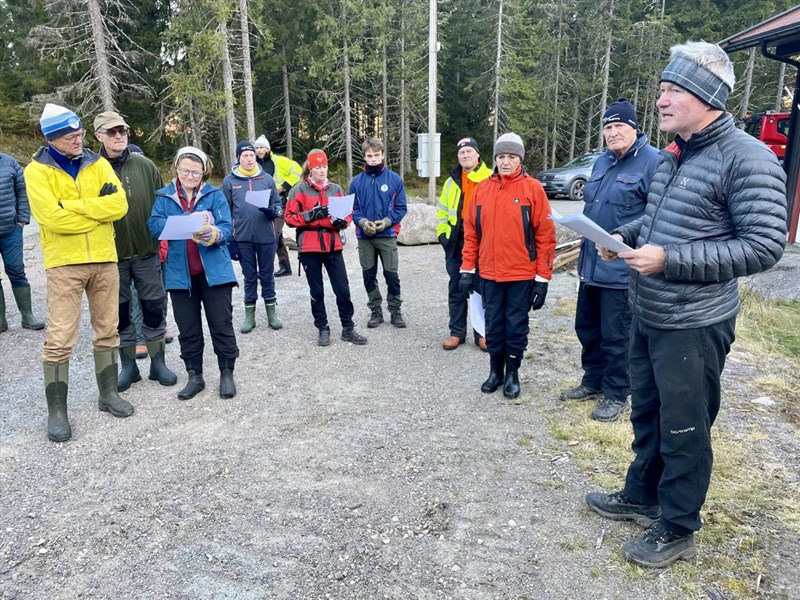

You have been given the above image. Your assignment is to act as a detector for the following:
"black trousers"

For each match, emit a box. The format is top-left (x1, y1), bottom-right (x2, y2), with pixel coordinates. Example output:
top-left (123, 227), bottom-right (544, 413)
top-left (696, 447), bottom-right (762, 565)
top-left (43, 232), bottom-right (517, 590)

top-left (118, 254), bottom-right (167, 347)
top-left (274, 216), bottom-right (291, 270)
top-left (482, 279), bottom-right (533, 357)
top-left (299, 251), bottom-right (355, 330)
top-left (574, 283), bottom-right (631, 401)
top-left (238, 241), bottom-right (277, 303)
top-left (623, 315), bottom-right (735, 535)
top-left (444, 249), bottom-right (482, 341)
top-left (170, 274), bottom-right (239, 372)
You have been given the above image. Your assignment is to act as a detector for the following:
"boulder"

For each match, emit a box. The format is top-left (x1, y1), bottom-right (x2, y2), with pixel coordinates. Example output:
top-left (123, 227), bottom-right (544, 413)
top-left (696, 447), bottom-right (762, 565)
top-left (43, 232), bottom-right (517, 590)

top-left (397, 202), bottom-right (438, 246)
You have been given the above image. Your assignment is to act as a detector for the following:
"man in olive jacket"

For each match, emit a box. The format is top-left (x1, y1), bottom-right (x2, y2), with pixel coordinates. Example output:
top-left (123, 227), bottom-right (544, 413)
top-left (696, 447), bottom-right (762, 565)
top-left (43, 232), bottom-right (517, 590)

top-left (585, 42), bottom-right (787, 568)
top-left (94, 111), bottom-right (176, 392)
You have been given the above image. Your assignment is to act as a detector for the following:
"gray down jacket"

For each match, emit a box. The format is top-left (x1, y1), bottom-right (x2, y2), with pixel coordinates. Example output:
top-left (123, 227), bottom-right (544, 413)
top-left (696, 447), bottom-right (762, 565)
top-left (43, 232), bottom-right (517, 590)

top-left (0, 153), bottom-right (30, 237)
top-left (616, 114), bottom-right (787, 330)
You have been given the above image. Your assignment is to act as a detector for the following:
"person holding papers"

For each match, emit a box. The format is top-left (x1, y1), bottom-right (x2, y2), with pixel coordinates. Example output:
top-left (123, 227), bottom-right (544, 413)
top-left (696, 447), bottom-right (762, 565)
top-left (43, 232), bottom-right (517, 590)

top-left (559, 98), bottom-right (659, 422)
top-left (460, 133), bottom-right (556, 400)
top-left (285, 149), bottom-right (367, 346)
top-left (148, 147), bottom-right (239, 400)
top-left (222, 141), bottom-right (284, 333)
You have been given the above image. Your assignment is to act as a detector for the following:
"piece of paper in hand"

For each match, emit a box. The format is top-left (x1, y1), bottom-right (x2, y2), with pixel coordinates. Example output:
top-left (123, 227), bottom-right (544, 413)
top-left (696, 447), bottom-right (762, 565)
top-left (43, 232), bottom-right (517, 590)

top-left (158, 213), bottom-right (207, 240)
top-left (470, 292), bottom-right (485, 337)
top-left (548, 211), bottom-right (632, 253)
top-left (328, 194), bottom-right (355, 220)
top-left (245, 190), bottom-right (270, 208)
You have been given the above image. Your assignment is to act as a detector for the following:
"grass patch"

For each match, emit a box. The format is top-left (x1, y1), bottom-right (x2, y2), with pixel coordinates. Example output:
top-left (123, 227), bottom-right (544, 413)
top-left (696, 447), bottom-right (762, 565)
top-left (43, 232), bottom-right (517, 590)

top-left (559, 536), bottom-right (590, 553)
top-left (738, 287), bottom-right (800, 359)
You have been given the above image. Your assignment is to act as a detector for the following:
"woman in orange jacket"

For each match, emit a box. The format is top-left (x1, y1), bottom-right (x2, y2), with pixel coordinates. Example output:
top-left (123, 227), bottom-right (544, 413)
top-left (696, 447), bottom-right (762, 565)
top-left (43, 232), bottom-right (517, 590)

top-left (460, 133), bottom-right (556, 399)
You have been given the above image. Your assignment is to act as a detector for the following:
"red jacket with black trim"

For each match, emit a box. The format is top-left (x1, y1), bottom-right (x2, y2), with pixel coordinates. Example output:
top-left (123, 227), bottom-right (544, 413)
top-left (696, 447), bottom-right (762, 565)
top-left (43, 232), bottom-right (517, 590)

top-left (461, 167), bottom-right (556, 282)
top-left (285, 178), bottom-right (350, 253)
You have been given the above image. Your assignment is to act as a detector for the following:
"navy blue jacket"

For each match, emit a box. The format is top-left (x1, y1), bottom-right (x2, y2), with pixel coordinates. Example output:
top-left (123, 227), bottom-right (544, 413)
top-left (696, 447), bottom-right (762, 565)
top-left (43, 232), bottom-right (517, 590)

top-left (147, 180), bottom-right (236, 290)
top-left (221, 165), bottom-right (282, 244)
top-left (578, 133), bottom-right (660, 289)
top-left (0, 153), bottom-right (30, 237)
top-left (350, 165), bottom-right (407, 239)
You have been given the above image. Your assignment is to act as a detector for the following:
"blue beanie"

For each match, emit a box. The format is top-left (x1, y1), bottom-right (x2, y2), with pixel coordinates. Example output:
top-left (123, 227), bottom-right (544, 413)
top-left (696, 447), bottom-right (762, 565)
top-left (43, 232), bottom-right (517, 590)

top-left (602, 98), bottom-right (639, 130)
top-left (236, 140), bottom-right (256, 161)
top-left (40, 103), bottom-right (82, 141)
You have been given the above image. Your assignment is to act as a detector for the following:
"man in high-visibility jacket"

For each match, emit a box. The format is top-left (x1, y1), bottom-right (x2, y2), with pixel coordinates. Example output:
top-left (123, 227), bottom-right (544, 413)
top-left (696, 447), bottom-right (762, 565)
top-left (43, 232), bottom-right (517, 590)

top-left (255, 135), bottom-right (301, 276)
top-left (436, 137), bottom-right (493, 350)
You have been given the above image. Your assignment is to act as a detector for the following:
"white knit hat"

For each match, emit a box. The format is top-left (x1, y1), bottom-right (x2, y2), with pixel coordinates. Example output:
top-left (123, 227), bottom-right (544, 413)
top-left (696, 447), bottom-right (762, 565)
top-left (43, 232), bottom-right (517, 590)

top-left (494, 133), bottom-right (525, 160)
top-left (174, 146), bottom-right (208, 170)
top-left (254, 135), bottom-right (271, 151)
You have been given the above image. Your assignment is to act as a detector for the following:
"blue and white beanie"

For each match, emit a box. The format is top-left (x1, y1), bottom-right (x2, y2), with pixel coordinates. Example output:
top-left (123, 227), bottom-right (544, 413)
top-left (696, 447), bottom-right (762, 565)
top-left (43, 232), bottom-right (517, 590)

top-left (40, 103), bottom-right (82, 141)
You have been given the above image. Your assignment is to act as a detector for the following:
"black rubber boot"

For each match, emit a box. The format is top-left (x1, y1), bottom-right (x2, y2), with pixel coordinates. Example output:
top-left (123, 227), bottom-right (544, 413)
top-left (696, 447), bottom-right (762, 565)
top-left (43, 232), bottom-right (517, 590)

top-left (147, 339), bottom-right (177, 386)
top-left (117, 346), bottom-right (142, 391)
top-left (95, 349), bottom-right (134, 417)
top-left (44, 361), bottom-right (71, 442)
top-left (481, 353), bottom-right (505, 393)
top-left (218, 358), bottom-right (236, 399)
top-left (503, 353), bottom-right (522, 399)
top-left (178, 370), bottom-right (205, 400)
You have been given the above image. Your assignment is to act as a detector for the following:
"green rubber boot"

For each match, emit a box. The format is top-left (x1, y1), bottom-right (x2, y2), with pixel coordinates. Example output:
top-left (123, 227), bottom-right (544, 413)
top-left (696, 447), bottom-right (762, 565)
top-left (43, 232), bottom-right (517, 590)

top-left (240, 304), bottom-right (256, 334)
top-left (95, 349), bottom-right (134, 417)
top-left (0, 287), bottom-right (7, 332)
top-left (44, 361), bottom-right (71, 442)
top-left (12, 286), bottom-right (45, 330)
top-left (265, 299), bottom-right (282, 330)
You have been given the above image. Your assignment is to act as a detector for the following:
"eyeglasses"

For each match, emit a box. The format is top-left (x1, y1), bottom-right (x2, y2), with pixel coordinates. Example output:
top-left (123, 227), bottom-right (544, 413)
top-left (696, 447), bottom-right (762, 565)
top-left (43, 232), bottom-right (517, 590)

top-left (178, 168), bottom-right (203, 178)
top-left (99, 127), bottom-right (129, 137)
top-left (61, 130), bottom-right (86, 142)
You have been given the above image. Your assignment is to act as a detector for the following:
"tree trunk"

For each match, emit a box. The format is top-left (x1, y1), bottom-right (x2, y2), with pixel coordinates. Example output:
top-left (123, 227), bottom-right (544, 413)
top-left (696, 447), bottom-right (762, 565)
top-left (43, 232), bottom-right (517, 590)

top-left (492, 0), bottom-right (504, 145)
top-left (239, 0), bottom-right (255, 141)
top-left (343, 36), bottom-right (353, 182)
top-left (569, 94), bottom-right (579, 161)
top-left (282, 58), bottom-right (293, 158)
top-left (87, 0), bottom-right (114, 111)
top-left (775, 61), bottom-right (786, 112)
top-left (190, 98), bottom-right (202, 148)
top-left (550, 11), bottom-right (563, 168)
top-left (220, 19), bottom-right (237, 168)
top-left (382, 39), bottom-right (389, 164)
top-left (738, 47), bottom-right (755, 121)
top-left (597, 0), bottom-right (615, 148)
top-left (585, 56), bottom-right (598, 152)
top-left (399, 6), bottom-right (407, 179)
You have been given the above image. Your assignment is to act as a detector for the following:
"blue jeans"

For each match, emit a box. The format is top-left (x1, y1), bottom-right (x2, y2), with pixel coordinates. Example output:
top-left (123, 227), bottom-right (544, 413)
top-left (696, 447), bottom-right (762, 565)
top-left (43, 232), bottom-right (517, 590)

top-left (0, 225), bottom-right (29, 287)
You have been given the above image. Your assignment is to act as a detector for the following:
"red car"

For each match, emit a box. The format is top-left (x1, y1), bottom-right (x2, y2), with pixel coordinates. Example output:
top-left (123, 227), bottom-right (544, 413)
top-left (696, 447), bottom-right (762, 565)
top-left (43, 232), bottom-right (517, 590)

top-left (743, 111), bottom-right (790, 163)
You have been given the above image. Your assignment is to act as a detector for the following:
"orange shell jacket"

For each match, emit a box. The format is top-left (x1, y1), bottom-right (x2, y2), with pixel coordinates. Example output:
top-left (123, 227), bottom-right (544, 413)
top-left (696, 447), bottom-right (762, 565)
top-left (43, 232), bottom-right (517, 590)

top-left (461, 168), bottom-right (555, 282)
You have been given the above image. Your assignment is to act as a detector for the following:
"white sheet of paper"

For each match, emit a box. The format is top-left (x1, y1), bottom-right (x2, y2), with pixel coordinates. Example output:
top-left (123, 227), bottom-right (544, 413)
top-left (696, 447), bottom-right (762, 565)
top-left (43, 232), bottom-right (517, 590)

top-left (245, 190), bottom-right (270, 209)
top-left (327, 194), bottom-right (355, 220)
top-left (470, 291), bottom-right (485, 337)
top-left (549, 209), bottom-right (632, 253)
top-left (158, 213), bottom-right (207, 240)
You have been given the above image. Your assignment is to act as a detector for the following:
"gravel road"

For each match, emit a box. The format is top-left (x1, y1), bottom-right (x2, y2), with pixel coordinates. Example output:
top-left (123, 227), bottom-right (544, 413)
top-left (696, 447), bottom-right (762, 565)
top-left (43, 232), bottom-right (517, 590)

top-left (1, 218), bottom-right (798, 599)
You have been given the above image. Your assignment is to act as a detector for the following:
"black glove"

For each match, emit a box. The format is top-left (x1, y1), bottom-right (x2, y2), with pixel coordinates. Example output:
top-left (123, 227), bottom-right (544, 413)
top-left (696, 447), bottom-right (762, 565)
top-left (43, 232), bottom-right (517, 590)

top-left (458, 273), bottom-right (474, 298)
top-left (99, 183), bottom-right (118, 196)
top-left (530, 281), bottom-right (548, 311)
top-left (331, 217), bottom-right (348, 230)
top-left (302, 205), bottom-right (329, 223)
top-left (259, 206), bottom-right (276, 219)
top-left (227, 240), bottom-right (240, 261)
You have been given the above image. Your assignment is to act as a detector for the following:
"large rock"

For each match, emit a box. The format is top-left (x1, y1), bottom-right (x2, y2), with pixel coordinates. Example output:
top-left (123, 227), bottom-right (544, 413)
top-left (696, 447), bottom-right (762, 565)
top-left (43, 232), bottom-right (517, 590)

top-left (397, 202), bottom-right (438, 246)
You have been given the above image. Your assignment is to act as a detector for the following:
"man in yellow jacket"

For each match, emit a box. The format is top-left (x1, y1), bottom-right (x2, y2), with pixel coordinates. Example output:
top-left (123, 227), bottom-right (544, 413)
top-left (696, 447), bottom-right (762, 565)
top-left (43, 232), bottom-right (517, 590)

top-left (24, 103), bottom-right (130, 443)
top-left (436, 137), bottom-right (493, 350)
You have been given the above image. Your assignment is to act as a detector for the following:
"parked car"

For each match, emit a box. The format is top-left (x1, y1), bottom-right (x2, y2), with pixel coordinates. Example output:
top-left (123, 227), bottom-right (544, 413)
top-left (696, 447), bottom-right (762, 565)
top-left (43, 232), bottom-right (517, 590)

top-left (743, 111), bottom-right (790, 164)
top-left (535, 152), bottom-right (602, 201)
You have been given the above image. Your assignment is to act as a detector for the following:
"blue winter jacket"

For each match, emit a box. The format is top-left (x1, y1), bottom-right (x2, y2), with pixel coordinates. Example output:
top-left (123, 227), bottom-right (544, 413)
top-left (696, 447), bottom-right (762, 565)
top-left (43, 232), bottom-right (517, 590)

top-left (578, 133), bottom-right (660, 289)
top-left (147, 180), bottom-right (236, 290)
top-left (350, 165), bottom-right (407, 239)
top-left (221, 165), bottom-right (282, 244)
top-left (0, 153), bottom-right (30, 237)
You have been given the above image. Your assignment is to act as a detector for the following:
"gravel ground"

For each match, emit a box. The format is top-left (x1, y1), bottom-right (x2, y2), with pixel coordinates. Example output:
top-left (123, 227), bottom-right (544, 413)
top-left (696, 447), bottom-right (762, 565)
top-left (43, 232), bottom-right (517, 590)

top-left (1, 216), bottom-right (799, 599)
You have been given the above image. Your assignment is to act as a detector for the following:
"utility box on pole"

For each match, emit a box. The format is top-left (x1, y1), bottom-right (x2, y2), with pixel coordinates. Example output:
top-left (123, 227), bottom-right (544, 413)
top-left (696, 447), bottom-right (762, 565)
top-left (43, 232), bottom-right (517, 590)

top-left (416, 133), bottom-right (441, 178)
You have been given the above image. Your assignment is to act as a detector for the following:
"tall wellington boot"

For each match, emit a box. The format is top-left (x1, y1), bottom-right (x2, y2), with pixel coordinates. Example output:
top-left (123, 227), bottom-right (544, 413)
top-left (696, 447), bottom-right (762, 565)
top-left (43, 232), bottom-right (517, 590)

top-left (44, 360), bottom-right (71, 442)
top-left (95, 349), bottom-right (134, 417)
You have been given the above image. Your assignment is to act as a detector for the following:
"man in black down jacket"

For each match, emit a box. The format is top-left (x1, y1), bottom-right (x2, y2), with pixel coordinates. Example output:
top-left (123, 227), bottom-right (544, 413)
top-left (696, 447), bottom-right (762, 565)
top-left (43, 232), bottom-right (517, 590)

top-left (585, 41), bottom-right (787, 568)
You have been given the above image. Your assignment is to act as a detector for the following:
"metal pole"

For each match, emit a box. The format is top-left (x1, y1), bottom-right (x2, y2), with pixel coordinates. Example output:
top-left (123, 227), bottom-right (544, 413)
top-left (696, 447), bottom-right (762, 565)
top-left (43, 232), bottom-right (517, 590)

top-left (428, 0), bottom-right (437, 203)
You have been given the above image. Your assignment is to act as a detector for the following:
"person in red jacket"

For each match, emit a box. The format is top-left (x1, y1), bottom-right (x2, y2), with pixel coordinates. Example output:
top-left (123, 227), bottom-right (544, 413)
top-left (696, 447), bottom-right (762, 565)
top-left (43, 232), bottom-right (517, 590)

top-left (285, 150), bottom-right (367, 346)
top-left (460, 133), bottom-right (556, 399)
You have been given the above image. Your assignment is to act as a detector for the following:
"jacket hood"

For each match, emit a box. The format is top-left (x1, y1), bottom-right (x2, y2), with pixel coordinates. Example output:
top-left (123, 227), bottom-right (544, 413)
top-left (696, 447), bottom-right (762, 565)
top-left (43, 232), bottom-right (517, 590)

top-left (32, 146), bottom-right (101, 171)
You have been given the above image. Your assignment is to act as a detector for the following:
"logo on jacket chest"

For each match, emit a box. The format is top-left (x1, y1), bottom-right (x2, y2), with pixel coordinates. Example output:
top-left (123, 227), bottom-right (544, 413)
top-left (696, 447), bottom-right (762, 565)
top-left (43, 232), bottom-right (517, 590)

top-left (380, 184), bottom-right (389, 192)
top-left (679, 177), bottom-right (689, 189)
top-left (513, 197), bottom-right (520, 204)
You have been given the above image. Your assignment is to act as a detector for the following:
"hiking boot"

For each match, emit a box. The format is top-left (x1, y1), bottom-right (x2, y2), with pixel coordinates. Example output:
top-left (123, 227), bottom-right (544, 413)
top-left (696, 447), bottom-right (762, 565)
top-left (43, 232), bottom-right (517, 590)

top-left (442, 335), bottom-right (465, 350)
top-left (621, 521), bottom-right (697, 568)
top-left (240, 304), bottom-right (256, 333)
top-left (318, 326), bottom-right (331, 346)
top-left (147, 339), bottom-right (178, 386)
top-left (275, 266), bottom-right (292, 277)
top-left (341, 327), bottom-right (368, 345)
top-left (592, 397), bottom-right (630, 422)
top-left (560, 384), bottom-right (602, 401)
top-left (475, 336), bottom-right (487, 352)
top-left (165, 330), bottom-right (174, 344)
top-left (390, 312), bottom-right (407, 328)
top-left (367, 309), bottom-right (384, 328)
top-left (265, 300), bottom-right (282, 330)
top-left (95, 349), bottom-right (134, 417)
top-left (585, 490), bottom-right (661, 527)
top-left (135, 344), bottom-right (148, 359)
top-left (481, 353), bottom-right (504, 394)
top-left (178, 370), bottom-right (205, 400)
top-left (503, 354), bottom-right (522, 399)
top-left (12, 286), bottom-right (45, 330)
top-left (117, 346), bottom-right (142, 392)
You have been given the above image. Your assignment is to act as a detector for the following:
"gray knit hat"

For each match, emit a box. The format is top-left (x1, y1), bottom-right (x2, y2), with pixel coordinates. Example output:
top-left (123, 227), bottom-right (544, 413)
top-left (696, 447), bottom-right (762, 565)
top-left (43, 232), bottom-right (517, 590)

top-left (494, 133), bottom-right (525, 160)
top-left (660, 54), bottom-right (731, 111)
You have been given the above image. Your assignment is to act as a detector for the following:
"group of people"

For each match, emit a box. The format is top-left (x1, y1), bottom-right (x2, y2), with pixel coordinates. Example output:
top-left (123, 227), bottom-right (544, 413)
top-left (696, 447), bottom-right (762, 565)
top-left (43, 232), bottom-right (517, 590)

top-left (0, 39), bottom-right (789, 571)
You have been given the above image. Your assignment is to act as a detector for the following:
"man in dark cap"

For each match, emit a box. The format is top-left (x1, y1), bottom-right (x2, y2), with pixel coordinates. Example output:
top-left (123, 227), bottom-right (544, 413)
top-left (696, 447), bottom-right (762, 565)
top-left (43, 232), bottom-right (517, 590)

top-left (436, 137), bottom-right (493, 350)
top-left (560, 99), bottom-right (659, 422)
top-left (585, 42), bottom-right (787, 568)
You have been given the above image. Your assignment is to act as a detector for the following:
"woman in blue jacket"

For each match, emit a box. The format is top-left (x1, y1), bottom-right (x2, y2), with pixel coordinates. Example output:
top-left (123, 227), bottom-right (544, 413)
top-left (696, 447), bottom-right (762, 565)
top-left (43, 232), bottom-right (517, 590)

top-left (148, 147), bottom-right (239, 401)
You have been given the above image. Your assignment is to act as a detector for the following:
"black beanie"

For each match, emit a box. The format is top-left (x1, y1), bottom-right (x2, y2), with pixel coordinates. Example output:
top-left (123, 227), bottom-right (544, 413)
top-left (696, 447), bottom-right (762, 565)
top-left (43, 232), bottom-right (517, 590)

top-left (236, 141), bottom-right (256, 161)
top-left (602, 98), bottom-right (639, 130)
top-left (456, 137), bottom-right (480, 155)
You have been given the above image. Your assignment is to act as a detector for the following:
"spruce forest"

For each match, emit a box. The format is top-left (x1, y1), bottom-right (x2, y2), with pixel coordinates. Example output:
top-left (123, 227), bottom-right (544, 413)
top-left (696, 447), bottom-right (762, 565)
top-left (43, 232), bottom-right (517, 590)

top-left (0, 0), bottom-right (794, 176)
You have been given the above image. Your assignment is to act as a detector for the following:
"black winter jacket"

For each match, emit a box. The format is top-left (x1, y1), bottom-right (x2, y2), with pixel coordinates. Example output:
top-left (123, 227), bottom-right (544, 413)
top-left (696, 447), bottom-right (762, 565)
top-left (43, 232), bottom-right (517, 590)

top-left (0, 153), bottom-right (30, 237)
top-left (616, 114), bottom-right (787, 329)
